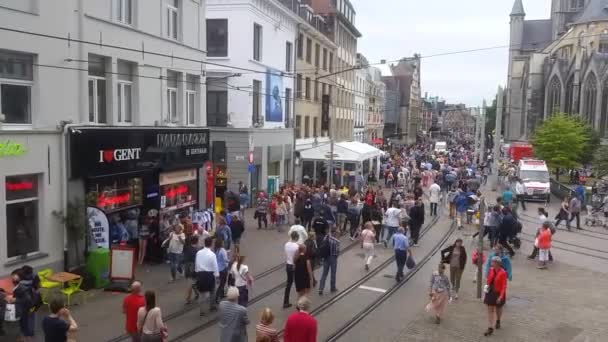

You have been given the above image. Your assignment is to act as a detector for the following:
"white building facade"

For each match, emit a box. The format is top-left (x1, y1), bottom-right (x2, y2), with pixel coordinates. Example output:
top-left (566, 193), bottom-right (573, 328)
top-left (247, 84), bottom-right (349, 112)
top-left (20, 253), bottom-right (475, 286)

top-left (0, 0), bottom-right (208, 275)
top-left (354, 65), bottom-right (367, 143)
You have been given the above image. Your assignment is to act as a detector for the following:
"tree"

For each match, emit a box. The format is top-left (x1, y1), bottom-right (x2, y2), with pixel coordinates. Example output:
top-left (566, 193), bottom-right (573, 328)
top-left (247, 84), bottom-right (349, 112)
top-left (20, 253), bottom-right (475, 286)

top-left (531, 113), bottom-right (589, 177)
top-left (53, 199), bottom-right (87, 267)
top-left (593, 145), bottom-right (608, 179)
top-left (572, 116), bottom-right (601, 165)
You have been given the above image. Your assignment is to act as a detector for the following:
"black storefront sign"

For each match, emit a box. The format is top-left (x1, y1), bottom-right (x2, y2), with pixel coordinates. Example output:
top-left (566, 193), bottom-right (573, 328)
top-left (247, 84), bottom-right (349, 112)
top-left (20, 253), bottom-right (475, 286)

top-left (70, 128), bottom-right (210, 178)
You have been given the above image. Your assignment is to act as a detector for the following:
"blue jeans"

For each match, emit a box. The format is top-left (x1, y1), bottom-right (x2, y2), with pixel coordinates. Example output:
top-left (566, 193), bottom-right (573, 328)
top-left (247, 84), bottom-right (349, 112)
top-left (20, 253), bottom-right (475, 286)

top-left (383, 225), bottom-right (397, 243)
top-left (394, 249), bottom-right (407, 280)
top-left (169, 252), bottom-right (183, 279)
top-left (19, 311), bottom-right (35, 337)
top-left (319, 255), bottom-right (338, 292)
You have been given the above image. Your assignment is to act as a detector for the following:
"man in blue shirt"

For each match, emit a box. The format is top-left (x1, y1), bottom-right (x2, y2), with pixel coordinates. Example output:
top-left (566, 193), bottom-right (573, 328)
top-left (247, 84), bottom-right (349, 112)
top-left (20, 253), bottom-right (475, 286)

top-left (390, 227), bottom-right (412, 282)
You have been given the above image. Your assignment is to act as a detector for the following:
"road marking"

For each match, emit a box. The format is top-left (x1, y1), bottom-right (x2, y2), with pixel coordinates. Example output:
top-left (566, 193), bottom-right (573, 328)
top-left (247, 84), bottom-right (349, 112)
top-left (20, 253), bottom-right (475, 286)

top-left (359, 285), bottom-right (387, 293)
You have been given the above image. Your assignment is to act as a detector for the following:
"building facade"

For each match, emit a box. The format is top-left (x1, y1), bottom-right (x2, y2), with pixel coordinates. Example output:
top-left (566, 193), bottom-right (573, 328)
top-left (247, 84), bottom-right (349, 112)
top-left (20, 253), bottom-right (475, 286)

top-left (366, 66), bottom-right (385, 143)
top-left (382, 77), bottom-right (401, 140)
top-left (354, 54), bottom-right (368, 142)
top-left (0, 0), bottom-right (207, 274)
top-left (506, 0), bottom-right (608, 142)
top-left (308, 0), bottom-right (361, 141)
top-left (384, 55), bottom-right (422, 144)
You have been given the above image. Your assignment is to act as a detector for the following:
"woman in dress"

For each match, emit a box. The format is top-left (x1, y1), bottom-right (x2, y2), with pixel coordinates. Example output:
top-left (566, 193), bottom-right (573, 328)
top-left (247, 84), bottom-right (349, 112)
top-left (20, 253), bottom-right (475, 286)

top-left (426, 263), bottom-right (452, 324)
top-left (483, 257), bottom-right (508, 336)
top-left (554, 196), bottom-right (571, 230)
top-left (229, 255), bottom-right (253, 307)
top-left (255, 308), bottom-right (279, 342)
top-left (360, 222), bottom-right (376, 271)
top-left (137, 291), bottom-right (166, 342)
top-left (293, 245), bottom-right (313, 298)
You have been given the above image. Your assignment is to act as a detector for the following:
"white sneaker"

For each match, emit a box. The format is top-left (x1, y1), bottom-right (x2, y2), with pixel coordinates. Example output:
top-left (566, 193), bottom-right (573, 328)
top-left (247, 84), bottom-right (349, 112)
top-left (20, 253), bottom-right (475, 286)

top-left (454, 293), bottom-right (459, 299)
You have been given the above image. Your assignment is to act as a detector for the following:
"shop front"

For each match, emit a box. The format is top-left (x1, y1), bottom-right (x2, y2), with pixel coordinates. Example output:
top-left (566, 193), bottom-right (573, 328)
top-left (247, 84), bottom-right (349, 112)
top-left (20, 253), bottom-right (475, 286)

top-left (69, 127), bottom-right (209, 264)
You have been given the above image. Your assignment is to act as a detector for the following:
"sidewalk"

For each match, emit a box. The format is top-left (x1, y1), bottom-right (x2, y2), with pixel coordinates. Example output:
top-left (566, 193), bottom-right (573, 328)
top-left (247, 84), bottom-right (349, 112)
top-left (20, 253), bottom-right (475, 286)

top-left (392, 251), bottom-right (608, 342)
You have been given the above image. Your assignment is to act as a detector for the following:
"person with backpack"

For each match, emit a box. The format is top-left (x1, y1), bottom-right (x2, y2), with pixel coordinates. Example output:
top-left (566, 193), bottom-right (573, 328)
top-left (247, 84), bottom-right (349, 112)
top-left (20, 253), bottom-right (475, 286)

top-left (568, 195), bottom-right (582, 230)
top-left (9, 267), bottom-right (40, 342)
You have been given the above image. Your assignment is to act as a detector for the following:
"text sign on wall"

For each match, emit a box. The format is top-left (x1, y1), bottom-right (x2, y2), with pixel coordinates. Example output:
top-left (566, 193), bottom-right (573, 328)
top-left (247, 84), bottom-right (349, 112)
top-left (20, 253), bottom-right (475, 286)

top-left (0, 140), bottom-right (27, 158)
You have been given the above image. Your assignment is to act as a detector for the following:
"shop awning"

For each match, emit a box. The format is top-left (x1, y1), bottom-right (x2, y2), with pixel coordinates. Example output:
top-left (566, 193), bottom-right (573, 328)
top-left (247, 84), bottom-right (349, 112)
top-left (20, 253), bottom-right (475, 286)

top-left (372, 138), bottom-right (383, 145)
top-left (299, 141), bottom-right (383, 163)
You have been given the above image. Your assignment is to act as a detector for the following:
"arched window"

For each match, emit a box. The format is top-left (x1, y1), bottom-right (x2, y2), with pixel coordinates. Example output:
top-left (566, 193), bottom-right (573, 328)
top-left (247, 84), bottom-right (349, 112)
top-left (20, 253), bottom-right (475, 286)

top-left (565, 76), bottom-right (575, 114)
top-left (547, 76), bottom-right (562, 115)
top-left (601, 79), bottom-right (608, 137)
top-left (583, 73), bottom-right (597, 126)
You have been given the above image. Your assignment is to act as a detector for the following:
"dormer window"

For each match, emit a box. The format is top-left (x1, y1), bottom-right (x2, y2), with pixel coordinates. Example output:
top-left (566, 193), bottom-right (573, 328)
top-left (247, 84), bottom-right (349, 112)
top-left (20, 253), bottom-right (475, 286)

top-left (570, 0), bottom-right (584, 11)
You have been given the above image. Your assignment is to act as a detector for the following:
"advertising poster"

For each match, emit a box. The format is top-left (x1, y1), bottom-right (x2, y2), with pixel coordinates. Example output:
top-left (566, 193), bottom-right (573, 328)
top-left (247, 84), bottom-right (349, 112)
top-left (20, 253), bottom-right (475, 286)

top-left (265, 69), bottom-right (283, 122)
top-left (87, 207), bottom-right (110, 249)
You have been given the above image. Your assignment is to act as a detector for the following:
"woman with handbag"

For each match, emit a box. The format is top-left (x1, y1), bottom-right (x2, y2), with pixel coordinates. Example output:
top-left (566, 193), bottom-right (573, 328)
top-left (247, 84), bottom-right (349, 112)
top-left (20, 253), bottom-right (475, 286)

top-left (483, 256), bottom-right (508, 336)
top-left (137, 291), bottom-right (167, 342)
top-left (426, 263), bottom-right (452, 324)
top-left (230, 255), bottom-right (253, 307)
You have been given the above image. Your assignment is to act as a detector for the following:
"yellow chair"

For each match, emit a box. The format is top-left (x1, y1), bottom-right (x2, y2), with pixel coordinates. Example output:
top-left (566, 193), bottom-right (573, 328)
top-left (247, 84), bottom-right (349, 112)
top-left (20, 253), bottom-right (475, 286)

top-left (38, 269), bottom-right (61, 289)
top-left (61, 278), bottom-right (84, 306)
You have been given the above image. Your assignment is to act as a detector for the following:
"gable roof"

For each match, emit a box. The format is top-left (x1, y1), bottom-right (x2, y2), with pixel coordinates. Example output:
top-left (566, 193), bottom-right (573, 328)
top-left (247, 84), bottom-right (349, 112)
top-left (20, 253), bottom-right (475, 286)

top-left (522, 20), bottom-right (553, 50)
top-left (573, 0), bottom-right (608, 25)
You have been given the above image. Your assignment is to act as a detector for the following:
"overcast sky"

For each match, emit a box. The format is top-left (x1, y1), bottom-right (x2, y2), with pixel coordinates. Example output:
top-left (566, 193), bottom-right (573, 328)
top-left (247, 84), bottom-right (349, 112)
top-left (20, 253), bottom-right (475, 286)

top-left (350, 0), bottom-right (551, 107)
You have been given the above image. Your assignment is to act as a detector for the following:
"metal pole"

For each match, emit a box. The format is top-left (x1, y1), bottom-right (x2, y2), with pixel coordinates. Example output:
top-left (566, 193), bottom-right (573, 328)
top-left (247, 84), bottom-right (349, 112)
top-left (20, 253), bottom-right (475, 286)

top-left (492, 86), bottom-right (504, 191)
top-left (476, 197), bottom-right (486, 298)
top-left (480, 100), bottom-right (487, 164)
top-left (473, 107), bottom-right (480, 162)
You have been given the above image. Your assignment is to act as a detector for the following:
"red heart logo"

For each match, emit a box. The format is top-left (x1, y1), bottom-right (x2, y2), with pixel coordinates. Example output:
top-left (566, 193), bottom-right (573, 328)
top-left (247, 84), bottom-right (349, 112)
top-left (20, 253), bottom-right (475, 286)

top-left (103, 150), bottom-right (114, 163)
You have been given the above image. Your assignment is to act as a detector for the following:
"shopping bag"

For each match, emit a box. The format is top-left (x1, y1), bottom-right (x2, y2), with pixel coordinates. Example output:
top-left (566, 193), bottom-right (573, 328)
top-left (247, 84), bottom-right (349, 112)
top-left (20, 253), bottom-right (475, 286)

top-left (5, 303), bottom-right (18, 322)
top-left (406, 255), bottom-right (416, 269)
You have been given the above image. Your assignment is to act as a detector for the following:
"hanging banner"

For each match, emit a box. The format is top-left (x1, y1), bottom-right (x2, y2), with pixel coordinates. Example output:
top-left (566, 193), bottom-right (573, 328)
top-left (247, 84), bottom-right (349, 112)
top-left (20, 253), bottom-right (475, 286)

top-left (265, 69), bottom-right (284, 122)
top-left (87, 207), bottom-right (110, 249)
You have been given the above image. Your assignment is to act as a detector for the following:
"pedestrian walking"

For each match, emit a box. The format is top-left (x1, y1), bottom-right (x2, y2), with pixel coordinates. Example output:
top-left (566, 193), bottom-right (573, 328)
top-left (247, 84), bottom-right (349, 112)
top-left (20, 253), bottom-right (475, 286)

top-left (276, 197), bottom-right (288, 232)
top-left (229, 215), bottom-right (245, 254)
top-left (337, 194), bottom-right (349, 234)
top-left (483, 257), bottom-right (508, 336)
top-left (215, 216), bottom-right (233, 251)
top-left (229, 255), bottom-right (253, 307)
top-left (514, 178), bottom-right (526, 211)
top-left (9, 267), bottom-right (39, 342)
top-left (455, 190), bottom-right (469, 229)
top-left (302, 198), bottom-right (314, 230)
top-left (426, 263), bottom-right (452, 324)
top-left (284, 297), bottom-right (317, 342)
top-left (164, 223), bottom-right (185, 283)
top-left (497, 208), bottom-right (516, 257)
top-left (42, 299), bottom-right (78, 342)
top-left (318, 227), bottom-right (340, 295)
top-left (214, 238), bottom-right (229, 304)
top-left (390, 227), bottom-right (411, 281)
top-left (568, 195), bottom-right (582, 230)
top-left (283, 231), bottom-right (299, 308)
top-left (409, 199), bottom-right (425, 246)
top-left (195, 237), bottom-right (219, 316)
top-left (478, 205), bottom-right (501, 247)
top-left (304, 231), bottom-right (318, 287)
top-left (218, 287), bottom-right (249, 342)
top-left (429, 180), bottom-right (441, 216)
top-left (483, 244), bottom-right (513, 282)
top-left (347, 198), bottom-right (362, 240)
top-left (256, 308), bottom-right (279, 342)
top-left (447, 187), bottom-right (458, 219)
top-left (288, 218), bottom-right (308, 245)
top-left (123, 281), bottom-right (145, 342)
top-left (440, 238), bottom-right (467, 299)
top-left (360, 222), bottom-right (376, 271)
top-left (184, 236), bottom-right (201, 304)
top-left (537, 222), bottom-right (553, 269)
top-left (137, 291), bottom-right (167, 342)
top-left (383, 201), bottom-right (401, 247)
top-left (294, 245), bottom-right (314, 298)
top-left (256, 192), bottom-right (269, 229)
top-left (554, 196), bottom-right (571, 231)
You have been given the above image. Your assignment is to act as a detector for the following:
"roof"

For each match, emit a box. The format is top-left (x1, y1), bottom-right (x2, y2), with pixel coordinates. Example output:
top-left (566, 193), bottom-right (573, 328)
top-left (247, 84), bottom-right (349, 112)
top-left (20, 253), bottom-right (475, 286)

top-left (299, 141), bottom-right (382, 162)
top-left (510, 0), bottom-right (525, 16)
top-left (573, 0), bottom-right (608, 25)
top-left (522, 20), bottom-right (553, 50)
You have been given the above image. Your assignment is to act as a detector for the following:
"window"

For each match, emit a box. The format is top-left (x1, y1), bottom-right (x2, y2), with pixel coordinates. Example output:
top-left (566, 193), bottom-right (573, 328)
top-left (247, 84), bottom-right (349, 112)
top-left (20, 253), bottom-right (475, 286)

top-left (206, 19), bottom-right (228, 57)
top-left (116, 60), bottom-right (134, 124)
top-left (296, 74), bottom-right (303, 98)
top-left (314, 80), bottom-right (319, 102)
top-left (322, 83), bottom-right (327, 96)
top-left (304, 116), bottom-right (310, 138)
top-left (602, 80), bottom-right (608, 137)
top-left (6, 174), bottom-right (39, 258)
top-left (297, 33), bottom-right (303, 59)
top-left (600, 40), bottom-right (608, 53)
top-left (306, 38), bottom-right (312, 63)
top-left (583, 73), bottom-right (597, 125)
top-left (115, 0), bottom-right (132, 25)
top-left (570, 0), bottom-right (584, 10)
top-left (547, 76), bottom-right (561, 115)
top-left (186, 74), bottom-right (197, 125)
top-left (0, 50), bottom-right (33, 124)
top-left (322, 48), bottom-right (328, 71)
top-left (88, 55), bottom-right (107, 124)
top-left (565, 76), bottom-right (575, 115)
top-left (314, 43), bottom-right (320, 68)
top-left (295, 115), bottom-right (302, 139)
top-left (253, 23), bottom-right (262, 61)
top-left (286, 41), bottom-right (293, 72)
top-left (285, 88), bottom-right (292, 127)
top-left (305, 77), bottom-right (311, 100)
top-left (329, 52), bottom-right (334, 72)
top-left (166, 70), bottom-right (178, 123)
top-left (207, 90), bottom-right (228, 126)
top-left (313, 117), bottom-right (318, 137)
top-left (167, 0), bottom-right (179, 40)
top-left (253, 80), bottom-right (261, 124)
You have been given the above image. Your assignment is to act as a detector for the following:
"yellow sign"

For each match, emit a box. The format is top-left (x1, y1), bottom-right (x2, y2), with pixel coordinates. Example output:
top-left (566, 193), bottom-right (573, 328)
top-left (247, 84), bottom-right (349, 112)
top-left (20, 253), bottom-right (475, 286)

top-left (0, 140), bottom-right (26, 157)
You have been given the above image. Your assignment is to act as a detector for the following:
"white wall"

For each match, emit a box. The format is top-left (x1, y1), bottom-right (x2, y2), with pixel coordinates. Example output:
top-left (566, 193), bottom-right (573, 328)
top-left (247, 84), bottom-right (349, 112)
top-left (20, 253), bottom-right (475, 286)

top-left (206, 0), bottom-right (297, 129)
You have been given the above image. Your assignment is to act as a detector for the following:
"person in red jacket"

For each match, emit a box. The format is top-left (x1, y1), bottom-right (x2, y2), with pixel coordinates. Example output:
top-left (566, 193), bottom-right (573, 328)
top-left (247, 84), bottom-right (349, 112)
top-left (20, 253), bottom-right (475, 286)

top-left (483, 257), bottom-right (508, 336)
top-left (284, 296), bottom-right (317, 342)
top-left (122, 281), bottom-right (145, 342)
top-left (536, 222), bottom-right (553, 269)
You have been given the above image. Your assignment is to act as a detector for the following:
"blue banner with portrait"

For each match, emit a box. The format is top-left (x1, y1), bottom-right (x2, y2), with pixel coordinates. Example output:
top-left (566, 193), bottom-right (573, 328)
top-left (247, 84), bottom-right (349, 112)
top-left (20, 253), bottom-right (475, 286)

top-left (265, 69), bottom-right (283, 122)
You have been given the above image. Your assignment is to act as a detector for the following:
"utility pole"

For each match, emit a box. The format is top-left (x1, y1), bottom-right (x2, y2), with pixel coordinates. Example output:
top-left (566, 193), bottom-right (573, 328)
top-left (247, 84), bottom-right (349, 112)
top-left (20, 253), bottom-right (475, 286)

top-left (473, 107), bottom-right (480, 162)
top-left (480, 100), bottom-right (487, 164)
top-left (476, 197), bottom-right (486, 298)
top-left (492, 86), bottom-right (504, 191)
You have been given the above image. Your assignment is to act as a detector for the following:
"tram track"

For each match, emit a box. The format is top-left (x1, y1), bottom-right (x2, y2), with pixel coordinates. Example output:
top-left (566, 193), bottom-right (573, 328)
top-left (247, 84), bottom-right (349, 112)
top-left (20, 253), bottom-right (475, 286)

top-left (518, 235), bottom-right (608, 261)
top-left (517, 213), bottom-right (608, 241)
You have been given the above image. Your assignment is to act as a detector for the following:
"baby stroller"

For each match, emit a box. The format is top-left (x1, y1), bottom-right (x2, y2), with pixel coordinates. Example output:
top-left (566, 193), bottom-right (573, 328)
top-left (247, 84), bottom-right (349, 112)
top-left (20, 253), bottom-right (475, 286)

top-left (585, 202), bottom-right (607, 228)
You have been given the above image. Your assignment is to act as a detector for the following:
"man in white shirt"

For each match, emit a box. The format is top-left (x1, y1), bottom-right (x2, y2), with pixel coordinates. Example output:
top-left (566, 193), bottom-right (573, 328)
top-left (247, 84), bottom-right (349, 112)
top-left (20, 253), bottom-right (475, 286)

top-left (283, 231), bottom-right (300, 308)
top-left (383, 201), bottom-right (402, 248)
top-left (288, 218), bottom-right (308, 245)
top-left (195, 237), bottom-right (219, 316)
top-left (515, 178), bottom-right (527, 211)
top-left (428, 181), bottom-right (441, 216)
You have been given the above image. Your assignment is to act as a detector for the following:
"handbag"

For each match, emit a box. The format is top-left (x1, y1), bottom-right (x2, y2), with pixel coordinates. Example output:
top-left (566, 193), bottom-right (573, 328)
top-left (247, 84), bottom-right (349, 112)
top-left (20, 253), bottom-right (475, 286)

top-left (4, 303), bottom-right (18, 322)
top-left (405, 255), bottom-right (416, 269)
top-left (483, 270), bottom-right (499, 305)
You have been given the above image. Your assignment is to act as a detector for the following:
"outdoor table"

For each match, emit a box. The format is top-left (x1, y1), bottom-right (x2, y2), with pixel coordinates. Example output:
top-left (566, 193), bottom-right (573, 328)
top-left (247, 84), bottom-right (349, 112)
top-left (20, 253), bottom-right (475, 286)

top-left (46, 271), bottom-right (81, 284)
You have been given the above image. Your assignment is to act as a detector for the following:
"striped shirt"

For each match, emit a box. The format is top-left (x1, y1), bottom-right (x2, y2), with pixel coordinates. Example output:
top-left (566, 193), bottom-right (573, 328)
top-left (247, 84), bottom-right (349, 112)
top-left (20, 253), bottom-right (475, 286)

top-left (325, 235), bottom-right (340, 257)
top-left (256, 323), bottom-right (279, 342)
